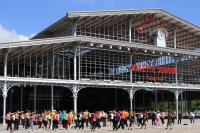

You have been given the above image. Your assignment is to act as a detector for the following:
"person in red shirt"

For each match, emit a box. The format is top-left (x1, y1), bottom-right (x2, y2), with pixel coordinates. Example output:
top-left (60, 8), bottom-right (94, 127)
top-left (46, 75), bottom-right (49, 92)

top-left (30, 113), bottom-right (35, 131)
top-left (91, 112), bottom-right (98, 132)
top-left (38, 114), bottom-right (43, 128)
top-left (67, 112), bottom-right (73, 128)
top-left (53, 112), bottom-right (59, 131)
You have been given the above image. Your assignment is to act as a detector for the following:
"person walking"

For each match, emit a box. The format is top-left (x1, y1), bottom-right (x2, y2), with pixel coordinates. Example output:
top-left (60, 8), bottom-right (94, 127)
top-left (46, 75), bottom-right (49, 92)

top-left (109, 111), bottom-right (114, 125)
top-left (171, 113), bottom-right (175, 125)
top-left (113, 111), bottom-right (120, 131)
top-left (137, 112), bottom-right (143, 127)
top-left (83, 110), bottom-right (89, 128)
top-left (79, 112), bottom-right (85, 130)
top-left (141, 113), bottom-right (148, 129)
top-left (42, 113), bottom-right (48, 130)
top-left (25, 113), bottom-right (30, 129)
top-left (96, 111), bottom-right (102, 129)
top-left (128, 112), bottom-right (134, 130)
top-left (155, 112), bottom-right (161, 126)
top-left (67, 112), bottom-right (73, 128)
top-left (20, 112), bottom-right (25, 128)
top-left (166, 113), bottom-right (172, 129)
top-left (52, 112), bottom-right (59, 131)
top-left (73, 112), bottom-right (79, 129)
top-left (190, 112), bottom-right (195, 124)
top-left (14, 112), bottom-right (20, 131)
top-left (60, 110), bottom-right (67, 129)
top-left (160, 112), bottom-right (165, 125)
top-left (29, 113), bottom-right (35, 131)
top-left (47, 112), bottom-right (51, 129)
top-left (6, 113), bottom-right (12, 131)
top-left (118, 110), bottom-right (126, 129)
top-left (151, 111), bottom-right (156, 125)
top-left (91, 112), bottom-right (98, 132)
top-left (102, 111), bottom-right (107, 127)
top-left (37, 114), bottom-right (43, 128)
top-left (178, 113), bottom-right (182, 124)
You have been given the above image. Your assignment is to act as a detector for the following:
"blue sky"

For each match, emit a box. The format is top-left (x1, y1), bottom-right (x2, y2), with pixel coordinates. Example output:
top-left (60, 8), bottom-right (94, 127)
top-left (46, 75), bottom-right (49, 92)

top-left (0, 0), bottom-right (199, 42)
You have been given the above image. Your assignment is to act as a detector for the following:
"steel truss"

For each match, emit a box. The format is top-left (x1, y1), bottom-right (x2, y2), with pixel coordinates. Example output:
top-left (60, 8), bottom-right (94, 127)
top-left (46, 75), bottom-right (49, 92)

top-left (0, 10), bottom-right (200, 126)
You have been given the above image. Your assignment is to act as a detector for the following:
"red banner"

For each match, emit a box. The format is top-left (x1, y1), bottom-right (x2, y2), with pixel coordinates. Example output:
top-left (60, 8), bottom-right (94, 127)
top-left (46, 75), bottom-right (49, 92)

top-left (131, 64), bottom-right (177, 75)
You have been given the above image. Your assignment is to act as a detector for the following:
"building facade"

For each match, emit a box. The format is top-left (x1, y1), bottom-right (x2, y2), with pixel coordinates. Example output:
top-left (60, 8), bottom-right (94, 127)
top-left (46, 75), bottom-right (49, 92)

top-left (1, 9), bottom-right (200, 124)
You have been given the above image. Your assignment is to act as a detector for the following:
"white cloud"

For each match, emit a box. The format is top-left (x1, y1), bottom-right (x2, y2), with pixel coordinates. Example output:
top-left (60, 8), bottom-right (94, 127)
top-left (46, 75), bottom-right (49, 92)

top-left (0, 24), bottom-right (32, 43)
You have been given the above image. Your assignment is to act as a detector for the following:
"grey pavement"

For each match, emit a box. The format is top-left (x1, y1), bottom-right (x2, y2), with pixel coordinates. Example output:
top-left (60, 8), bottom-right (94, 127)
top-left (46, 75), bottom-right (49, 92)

top-left (0, 119), bottom-right (199, 133)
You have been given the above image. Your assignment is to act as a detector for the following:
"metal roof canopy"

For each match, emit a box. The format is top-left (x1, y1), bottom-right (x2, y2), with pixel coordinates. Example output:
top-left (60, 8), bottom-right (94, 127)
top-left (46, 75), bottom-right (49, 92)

top-left (1, 36), bottom-right (200, 56)
top-left (32, 9), bottom-right (200, 39)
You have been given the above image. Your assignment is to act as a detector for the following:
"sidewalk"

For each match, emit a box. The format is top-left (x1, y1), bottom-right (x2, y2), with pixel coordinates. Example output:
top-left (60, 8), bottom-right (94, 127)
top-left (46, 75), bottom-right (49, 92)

top-left (0, 119), bottom-right (199, 133)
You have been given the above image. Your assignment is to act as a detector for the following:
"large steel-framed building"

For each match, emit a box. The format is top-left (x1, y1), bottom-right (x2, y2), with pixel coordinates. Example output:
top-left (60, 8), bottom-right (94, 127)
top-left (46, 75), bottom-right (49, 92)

top-left (1, 9), bottom-right (200, 125)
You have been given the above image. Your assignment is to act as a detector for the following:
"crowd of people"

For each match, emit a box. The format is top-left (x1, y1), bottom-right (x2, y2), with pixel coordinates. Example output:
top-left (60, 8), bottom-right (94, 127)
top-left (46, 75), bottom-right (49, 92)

top-left (4, 110), bottom-right (196, 132)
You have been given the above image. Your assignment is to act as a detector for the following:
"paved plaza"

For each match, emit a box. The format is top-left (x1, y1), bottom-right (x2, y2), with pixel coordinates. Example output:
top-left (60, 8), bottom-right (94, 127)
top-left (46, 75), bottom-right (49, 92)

top-left (0, 119), bottom-right (199, 133)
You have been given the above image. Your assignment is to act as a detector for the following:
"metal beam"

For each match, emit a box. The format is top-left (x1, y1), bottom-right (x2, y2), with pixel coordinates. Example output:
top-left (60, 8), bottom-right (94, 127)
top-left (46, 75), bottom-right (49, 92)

top-left (1, 36), bottom-right (200, 56)
top-left (1, 77), bottom-right (200, 90)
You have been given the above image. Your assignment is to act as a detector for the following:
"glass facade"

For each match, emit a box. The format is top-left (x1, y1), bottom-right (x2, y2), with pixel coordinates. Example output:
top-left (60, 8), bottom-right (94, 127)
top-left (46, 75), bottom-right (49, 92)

top-left (0, 43), bottom-right (199, 85)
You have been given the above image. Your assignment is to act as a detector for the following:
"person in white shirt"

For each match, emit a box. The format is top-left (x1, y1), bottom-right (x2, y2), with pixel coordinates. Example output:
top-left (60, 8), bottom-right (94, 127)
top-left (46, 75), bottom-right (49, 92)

top-left (190, 112), bottom-right (195, 124)
top-left (156, 112), bottom-right (161, 126)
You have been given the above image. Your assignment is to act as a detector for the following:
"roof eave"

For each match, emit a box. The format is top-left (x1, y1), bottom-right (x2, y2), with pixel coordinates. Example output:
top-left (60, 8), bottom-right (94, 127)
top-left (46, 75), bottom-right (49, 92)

top-left (67, 9), bottom-right (160, 18)
top-left (158, 9), bottom-right (200, 34)
top-left (31, 14), bottom-right (69, 40)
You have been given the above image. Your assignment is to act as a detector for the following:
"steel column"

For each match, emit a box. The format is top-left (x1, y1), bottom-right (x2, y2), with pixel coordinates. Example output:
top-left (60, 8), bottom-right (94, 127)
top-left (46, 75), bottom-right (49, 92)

top-left (129, 89), bottom-right (133, 112)
top-left (133, 92), bottom-right (136, 112)
top-left (115, 88), bottom-right (118, 110)
top-left (155, 89), bottom-right (158, 111)
top-left (72, 85), bottom-right (78, 113)
top-left (128, 88), bottom-right (138, 112)
top-left (34, 85), bottom-right (36, 112)
top-left (181, 90), bottom-right (183, 115)
top-left (78, 46), bottom-right (81, 80)
top-left (175, 90), bottom-right (180, 123)
top-left (20, 86), bottom-right (23, 111)
top-left (51, 84), bottom-right (54, 129)
top-left (4, 51), bottom-right (8, 77)
top-left (17, 50), bottom-right (20, 76)
top-left (175, 57), bottom-right (178, 84)
top-left (35, 53), bottom-right (37, 78)
top-left (129, 18), bottom-right (133, 43)
top-left (51, 85), bottom-right (54, 113)
top-left (130, 54), bottom-right (132, 83)
top-left (9, 88), bottom-right (12, 112)
top-left (3, 50), bottom-right (9, 126)
top-left (50, 46), bottom-right (55, 129)
top-left (2, 82), bottom-right (7, 126)
top-left (73, 20), bottom-right (77, 37)
top-left (74, 47), bottom-right (77, 80)
top-left (62, 47), bottom-right (65, 79)
top-left (174, 28), bottom-right (177, 49)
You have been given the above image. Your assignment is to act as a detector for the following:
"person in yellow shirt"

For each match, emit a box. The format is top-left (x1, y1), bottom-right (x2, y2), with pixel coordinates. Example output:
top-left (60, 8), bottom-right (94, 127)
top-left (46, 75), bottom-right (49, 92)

top-left (47, 112), bottom-right (51, 129)
top-left (65, 112), bottom-right (69, 129)
top-left (73, 112), bottom-right (79, 129)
